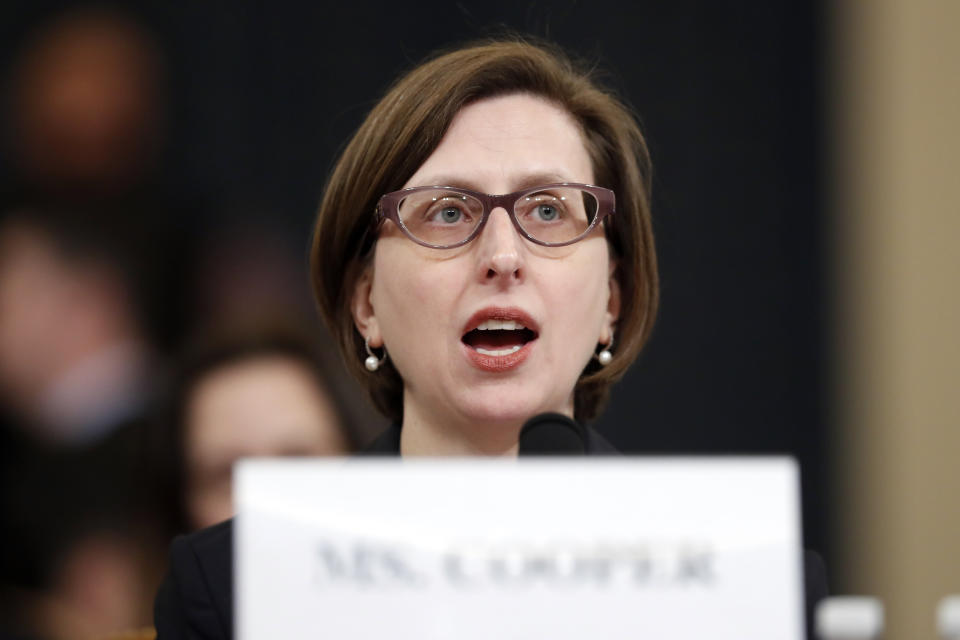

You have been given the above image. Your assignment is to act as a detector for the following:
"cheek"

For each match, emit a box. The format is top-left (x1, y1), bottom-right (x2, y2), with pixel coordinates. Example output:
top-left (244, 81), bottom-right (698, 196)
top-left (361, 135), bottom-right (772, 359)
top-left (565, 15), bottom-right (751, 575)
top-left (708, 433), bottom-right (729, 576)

top-left (549, 251), bottom-right (610, 335)
top-left (371, 246), bottom-right (462, 364)
top-left (372, 248), bottom-right (431, 331)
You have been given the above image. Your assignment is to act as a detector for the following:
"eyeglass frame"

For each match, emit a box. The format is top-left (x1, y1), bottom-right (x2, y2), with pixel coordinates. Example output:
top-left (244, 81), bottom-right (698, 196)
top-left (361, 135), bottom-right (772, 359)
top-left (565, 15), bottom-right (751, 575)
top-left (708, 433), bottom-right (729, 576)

top-left (374, 182), bottom-right (616, 249)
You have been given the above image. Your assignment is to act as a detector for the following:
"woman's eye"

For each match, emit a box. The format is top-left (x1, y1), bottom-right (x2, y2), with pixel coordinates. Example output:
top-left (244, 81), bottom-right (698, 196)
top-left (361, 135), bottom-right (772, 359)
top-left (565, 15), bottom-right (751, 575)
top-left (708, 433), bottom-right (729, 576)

top-left (424, 196), bottom-right (473, 224)
top-left (535, 204), bottom-right (559, 221)
top-left (437, 206), bottom-right (463, 223)
top-left (522, 196), bottom-right (565, 222)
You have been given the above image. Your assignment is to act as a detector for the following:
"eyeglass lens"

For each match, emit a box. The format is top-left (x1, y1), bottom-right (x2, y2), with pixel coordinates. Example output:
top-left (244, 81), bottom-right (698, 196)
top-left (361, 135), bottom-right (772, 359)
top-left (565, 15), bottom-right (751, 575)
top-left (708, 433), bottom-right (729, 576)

top-left (396, 187), bottom-right (599, 247)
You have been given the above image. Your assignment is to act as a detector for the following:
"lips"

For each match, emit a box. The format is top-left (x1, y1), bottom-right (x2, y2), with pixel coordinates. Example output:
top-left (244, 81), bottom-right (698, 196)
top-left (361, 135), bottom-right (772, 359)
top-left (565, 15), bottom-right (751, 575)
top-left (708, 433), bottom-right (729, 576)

top-left (461, 308), bottom-right (539, 371)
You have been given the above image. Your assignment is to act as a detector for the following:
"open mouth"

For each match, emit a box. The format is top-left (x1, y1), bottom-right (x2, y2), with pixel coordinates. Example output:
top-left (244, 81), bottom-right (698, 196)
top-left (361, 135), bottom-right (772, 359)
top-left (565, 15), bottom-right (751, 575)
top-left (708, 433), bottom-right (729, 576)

top-left (462, 319), bottom-right (538, 356)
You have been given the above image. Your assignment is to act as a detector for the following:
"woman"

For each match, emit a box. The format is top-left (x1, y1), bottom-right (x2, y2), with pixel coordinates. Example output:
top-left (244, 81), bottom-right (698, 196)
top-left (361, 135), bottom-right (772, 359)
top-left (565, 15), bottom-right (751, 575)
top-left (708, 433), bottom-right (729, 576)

top-left (311, 39), bottom-right (656, 455)
top-left (157, 322), bottom-right (362, 533)
top-left (155, 39), bottom-right (825, 639)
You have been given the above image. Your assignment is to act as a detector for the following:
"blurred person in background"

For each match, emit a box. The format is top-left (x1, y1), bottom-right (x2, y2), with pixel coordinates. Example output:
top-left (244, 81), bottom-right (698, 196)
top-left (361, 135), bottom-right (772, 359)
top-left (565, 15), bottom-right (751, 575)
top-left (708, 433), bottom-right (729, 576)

top-left (0, 414), bottom-right (161, 640)
top-left (0, 8), bottom-right (171, 440)
top-left (191, 219), bottom-right (324, 337)
top-left (156, 321), bottom-right (371, 533)
top-left (0, 5), bottom-right (382, 639)
top-left (0, 204), bottom-right (165, 639)
top-left (0, 8), bottom-right (186, 638)
top-left (1, 5), bottom-right (195, 353)
top-left (4, 6), bottom-right (165, 203)
top-left (0, 208), bottom-right (155, 445)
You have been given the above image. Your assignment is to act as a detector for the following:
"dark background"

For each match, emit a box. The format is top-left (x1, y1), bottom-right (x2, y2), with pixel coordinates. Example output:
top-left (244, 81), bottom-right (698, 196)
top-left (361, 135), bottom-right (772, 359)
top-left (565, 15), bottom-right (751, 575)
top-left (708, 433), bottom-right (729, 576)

top-left (1, 0), bottom-right (829, 558)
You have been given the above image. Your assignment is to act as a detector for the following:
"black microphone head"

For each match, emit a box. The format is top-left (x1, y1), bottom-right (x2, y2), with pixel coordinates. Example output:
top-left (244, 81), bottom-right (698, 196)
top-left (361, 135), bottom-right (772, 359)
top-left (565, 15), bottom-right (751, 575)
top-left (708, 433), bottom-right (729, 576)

top-left (518, 412), bottom-right (587, 455)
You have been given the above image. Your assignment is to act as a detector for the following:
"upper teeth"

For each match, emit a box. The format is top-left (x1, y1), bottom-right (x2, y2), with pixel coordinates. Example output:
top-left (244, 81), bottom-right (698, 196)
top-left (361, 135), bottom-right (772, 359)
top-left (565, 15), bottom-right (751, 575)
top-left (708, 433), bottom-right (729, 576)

top-left (475, 319), bottom-right (526, 331)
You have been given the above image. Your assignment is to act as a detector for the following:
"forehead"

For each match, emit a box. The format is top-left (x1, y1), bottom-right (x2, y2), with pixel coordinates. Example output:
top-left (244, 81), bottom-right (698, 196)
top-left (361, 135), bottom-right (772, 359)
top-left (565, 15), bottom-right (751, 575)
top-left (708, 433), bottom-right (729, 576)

top-left (404, 93), bottom-right (594, 191)
top-left (186, 356), bottom-right (333, 452)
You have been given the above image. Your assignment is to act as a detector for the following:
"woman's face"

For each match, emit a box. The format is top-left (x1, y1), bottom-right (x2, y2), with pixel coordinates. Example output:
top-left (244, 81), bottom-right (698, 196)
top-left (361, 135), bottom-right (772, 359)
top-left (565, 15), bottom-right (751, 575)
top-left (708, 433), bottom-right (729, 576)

top-left (185, 355), bottom-right (347, 529)
top-left (353, 93), bottom-right (618, 439)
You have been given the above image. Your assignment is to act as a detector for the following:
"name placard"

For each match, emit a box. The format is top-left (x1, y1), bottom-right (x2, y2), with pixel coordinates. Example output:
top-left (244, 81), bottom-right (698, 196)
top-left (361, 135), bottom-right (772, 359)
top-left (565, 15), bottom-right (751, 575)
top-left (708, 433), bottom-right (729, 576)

top-left (236, 458), bottom-right (804, 639)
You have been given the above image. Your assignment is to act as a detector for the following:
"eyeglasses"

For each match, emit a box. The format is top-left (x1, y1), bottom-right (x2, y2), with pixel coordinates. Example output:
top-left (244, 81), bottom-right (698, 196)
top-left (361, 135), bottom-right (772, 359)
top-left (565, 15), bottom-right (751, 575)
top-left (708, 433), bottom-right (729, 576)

top-left (376, 183), bottom-right (615, 249)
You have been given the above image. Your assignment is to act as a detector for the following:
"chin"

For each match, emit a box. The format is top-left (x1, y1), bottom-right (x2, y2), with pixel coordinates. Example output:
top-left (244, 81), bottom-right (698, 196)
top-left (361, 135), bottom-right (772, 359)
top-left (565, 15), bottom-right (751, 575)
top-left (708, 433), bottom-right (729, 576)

top-left (453, 386), bottom-right (572, 427)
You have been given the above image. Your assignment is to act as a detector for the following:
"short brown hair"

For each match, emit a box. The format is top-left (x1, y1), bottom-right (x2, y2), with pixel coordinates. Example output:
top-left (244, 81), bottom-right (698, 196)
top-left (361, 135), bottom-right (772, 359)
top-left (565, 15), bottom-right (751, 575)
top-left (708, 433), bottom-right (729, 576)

top-left (311, 38), bottom-right (658, 424)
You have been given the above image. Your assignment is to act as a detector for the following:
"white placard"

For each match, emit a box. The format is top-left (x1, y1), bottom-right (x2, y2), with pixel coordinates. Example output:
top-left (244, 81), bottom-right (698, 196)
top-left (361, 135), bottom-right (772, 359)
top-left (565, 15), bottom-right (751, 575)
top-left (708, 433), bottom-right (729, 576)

top-left (236, 458), bottom-right (804, 640)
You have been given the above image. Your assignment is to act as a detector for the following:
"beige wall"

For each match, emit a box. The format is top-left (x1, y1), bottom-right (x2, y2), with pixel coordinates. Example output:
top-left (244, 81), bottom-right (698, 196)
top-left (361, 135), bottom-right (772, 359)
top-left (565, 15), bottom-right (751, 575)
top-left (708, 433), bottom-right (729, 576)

top-left (832, 1), bottom-right (960, 638)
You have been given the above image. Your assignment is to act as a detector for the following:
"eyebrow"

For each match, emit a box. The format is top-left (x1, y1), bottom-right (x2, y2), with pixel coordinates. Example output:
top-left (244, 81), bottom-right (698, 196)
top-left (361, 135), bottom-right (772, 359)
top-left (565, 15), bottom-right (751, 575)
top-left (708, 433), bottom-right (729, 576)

top-left (411, 172), bottom-right (575, 194)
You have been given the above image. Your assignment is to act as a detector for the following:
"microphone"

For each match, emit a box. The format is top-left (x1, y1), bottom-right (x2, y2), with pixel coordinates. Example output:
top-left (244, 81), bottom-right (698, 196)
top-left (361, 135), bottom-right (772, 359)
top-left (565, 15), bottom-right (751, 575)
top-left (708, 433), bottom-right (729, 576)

top-left (518, 413), bottom-right (587, 455)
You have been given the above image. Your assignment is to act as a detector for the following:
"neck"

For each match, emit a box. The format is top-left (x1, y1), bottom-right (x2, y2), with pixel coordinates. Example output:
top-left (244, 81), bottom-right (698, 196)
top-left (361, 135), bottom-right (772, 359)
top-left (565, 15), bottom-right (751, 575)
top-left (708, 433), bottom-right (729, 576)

top-left (397, 389), bottom-right (577, 457)
top-left (399, 393), bottom-right (520, 457)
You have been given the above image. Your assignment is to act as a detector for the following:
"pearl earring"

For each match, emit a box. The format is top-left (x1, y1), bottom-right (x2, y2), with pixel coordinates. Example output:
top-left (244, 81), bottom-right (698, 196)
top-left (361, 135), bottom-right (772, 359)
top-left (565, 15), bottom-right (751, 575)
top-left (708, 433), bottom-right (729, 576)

top-left (364, 336), bottom-right (387, 372)
top-left (595, 331), bottom-right (614, 367)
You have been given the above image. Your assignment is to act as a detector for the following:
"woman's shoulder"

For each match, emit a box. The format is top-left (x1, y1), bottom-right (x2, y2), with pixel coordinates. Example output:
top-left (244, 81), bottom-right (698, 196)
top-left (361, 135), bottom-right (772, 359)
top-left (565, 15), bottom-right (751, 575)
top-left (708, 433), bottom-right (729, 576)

top-left (585, 425), bottom-right (621, 455)
top-left (154, 519), bottom-right (234, 639)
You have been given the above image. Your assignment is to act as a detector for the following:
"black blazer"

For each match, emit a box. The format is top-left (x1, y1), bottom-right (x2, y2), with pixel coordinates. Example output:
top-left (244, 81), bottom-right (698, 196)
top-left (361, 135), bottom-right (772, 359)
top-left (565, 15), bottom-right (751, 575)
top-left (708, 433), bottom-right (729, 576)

top-left (154, 424), bottom-right (828, 639)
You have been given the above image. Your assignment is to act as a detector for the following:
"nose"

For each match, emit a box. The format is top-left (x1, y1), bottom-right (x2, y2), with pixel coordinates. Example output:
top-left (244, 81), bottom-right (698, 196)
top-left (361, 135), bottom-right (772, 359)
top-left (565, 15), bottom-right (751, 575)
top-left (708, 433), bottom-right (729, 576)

top-left (476, 207), bottom-right (524, 283)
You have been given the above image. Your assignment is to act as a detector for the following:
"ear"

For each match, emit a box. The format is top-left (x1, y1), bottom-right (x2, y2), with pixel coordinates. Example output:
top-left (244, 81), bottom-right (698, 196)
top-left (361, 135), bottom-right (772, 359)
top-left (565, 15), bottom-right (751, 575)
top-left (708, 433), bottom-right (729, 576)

top-left (601, 260), bottom-right (621, 345)
top-left (350, 266), bottom-right (382, 347)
